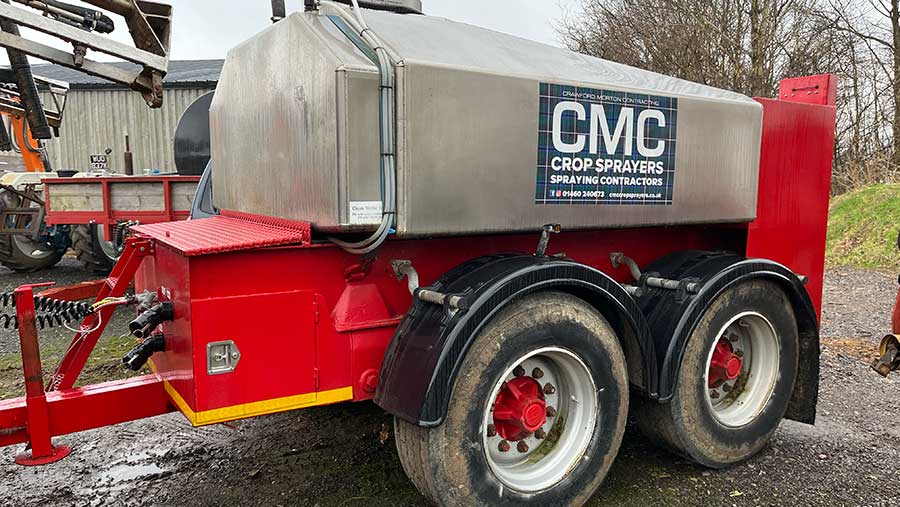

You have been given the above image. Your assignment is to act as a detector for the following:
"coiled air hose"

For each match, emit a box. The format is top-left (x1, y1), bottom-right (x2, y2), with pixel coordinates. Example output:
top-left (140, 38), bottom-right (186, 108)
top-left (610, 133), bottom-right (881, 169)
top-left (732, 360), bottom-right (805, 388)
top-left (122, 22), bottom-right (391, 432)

top-left (0, 292), bottom-right (94, 330)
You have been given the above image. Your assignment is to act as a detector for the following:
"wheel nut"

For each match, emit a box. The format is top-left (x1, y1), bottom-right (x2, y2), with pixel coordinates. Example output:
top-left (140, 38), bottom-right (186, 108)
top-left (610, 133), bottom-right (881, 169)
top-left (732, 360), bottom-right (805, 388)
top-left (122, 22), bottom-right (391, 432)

top-left (543, 383), bottom-right (556, 395)
top-left (534, 429), bottom-right (546, 440)
top-left (532, 367), bottom-right (544, 379)
top-left (487, 424), bottom-right (497, 437)
top-left (517, 441), bottom-right (529, 453)
top-left (710, 390), bottom-right (720, 399)
top-left (546, 406), bottom-right (557, 418)
top-left (498, 440), bottom-right (510, 452)
top-left (722, 383), bottom-right (732, 393)
top-left (513, 366), bottom-right (525, 377)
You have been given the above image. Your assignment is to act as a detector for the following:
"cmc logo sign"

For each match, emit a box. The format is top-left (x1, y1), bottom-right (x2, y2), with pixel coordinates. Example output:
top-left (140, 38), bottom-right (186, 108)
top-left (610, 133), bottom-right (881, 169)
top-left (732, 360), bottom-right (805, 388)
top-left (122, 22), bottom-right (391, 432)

top-left (536, 83), bottom-right (678, 206)
top-left (552, 102), bottom-right (667, 158)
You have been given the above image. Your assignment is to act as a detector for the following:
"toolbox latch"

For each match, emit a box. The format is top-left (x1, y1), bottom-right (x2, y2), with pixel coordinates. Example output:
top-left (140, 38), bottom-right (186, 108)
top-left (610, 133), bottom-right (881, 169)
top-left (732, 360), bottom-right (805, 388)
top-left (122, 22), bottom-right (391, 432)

top-left (207, 340), bottom-right (241, 375)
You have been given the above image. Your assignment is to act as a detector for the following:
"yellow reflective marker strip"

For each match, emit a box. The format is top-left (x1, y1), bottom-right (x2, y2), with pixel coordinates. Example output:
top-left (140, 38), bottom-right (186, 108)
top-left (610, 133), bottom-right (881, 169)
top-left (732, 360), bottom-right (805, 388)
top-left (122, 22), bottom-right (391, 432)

top-left (162, 381), bottom-right (354, 427)
top-left (149, 359), bottom-right (353, 426)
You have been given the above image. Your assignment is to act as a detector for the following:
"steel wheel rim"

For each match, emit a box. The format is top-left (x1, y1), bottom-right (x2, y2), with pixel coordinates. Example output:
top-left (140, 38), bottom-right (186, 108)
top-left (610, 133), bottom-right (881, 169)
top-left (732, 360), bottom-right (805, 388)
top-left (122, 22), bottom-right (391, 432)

top-left (11, 234), bottom-right (55, 260)
top-left (704, 311), bottom-right (780, 428)
top-left (482, 347), bottom-right (598, 493)
top-left (2, 191), bottom-right (55, 260)
top-left (95, 225), bottom-right (120, 261)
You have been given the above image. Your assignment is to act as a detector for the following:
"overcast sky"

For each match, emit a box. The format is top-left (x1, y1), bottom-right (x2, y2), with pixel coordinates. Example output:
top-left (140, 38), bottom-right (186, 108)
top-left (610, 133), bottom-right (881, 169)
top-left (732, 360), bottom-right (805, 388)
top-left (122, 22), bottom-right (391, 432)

top-left (170, 0), bottom-right (579, 59)
top-left (11, 0), bottom-right (580, 63)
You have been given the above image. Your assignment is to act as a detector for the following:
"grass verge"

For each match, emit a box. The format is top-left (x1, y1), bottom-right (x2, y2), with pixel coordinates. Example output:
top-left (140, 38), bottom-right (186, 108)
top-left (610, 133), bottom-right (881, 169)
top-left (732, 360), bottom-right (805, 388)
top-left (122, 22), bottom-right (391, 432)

top-left (0, 333), bottom-right (142, 399)
top-left (827, 183), bottom-right (900, 271)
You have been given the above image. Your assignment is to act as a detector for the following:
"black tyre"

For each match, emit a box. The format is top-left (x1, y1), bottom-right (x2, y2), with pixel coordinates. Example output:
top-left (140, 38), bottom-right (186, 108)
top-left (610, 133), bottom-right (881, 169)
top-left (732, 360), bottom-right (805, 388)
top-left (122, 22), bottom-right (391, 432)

top-left (0, 234), bottom-right (64, 272)
top-left (71, 224), bottom-right (117, 275)
top-left (637, 280), bottom-right (799, 468)
top-left (0, 190), bottom-right (63, 272)
top-left (394, 292), bottom-right (629, 507)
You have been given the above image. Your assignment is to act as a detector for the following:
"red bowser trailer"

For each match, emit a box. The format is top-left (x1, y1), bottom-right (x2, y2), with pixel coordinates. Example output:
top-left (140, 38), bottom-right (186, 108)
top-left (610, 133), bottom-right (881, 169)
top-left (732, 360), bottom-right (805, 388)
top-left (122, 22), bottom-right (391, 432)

top-left (0, 1), bottom-right (836, 505)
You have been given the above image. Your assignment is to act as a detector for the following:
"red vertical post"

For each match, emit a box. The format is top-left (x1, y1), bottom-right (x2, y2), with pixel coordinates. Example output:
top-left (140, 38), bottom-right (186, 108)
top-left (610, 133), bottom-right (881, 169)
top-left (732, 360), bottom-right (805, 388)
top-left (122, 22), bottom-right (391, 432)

top-left (163, 179), bottom-right (173, 223)
top-left (13, 283), bottom-right (71, 466)
top-left (102, 179), bottom-right (113, 238)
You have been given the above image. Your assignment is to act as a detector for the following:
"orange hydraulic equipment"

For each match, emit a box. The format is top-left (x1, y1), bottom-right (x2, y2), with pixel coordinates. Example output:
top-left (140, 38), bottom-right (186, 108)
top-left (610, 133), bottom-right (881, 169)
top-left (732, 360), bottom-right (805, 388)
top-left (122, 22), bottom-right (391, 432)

top-left (4, 107), bottom-right (50, 173)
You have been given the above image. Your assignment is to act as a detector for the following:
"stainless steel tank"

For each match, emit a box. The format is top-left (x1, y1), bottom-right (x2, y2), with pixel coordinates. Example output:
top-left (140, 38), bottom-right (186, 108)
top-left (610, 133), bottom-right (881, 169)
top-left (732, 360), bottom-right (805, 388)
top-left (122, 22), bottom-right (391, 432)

top-left (210, 7), bottom-right (763, 237)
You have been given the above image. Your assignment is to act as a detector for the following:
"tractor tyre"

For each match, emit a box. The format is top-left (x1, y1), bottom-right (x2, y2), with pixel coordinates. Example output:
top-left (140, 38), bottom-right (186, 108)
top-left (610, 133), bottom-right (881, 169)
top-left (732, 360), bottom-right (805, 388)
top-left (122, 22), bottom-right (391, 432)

top-left (72, 224), bottom-right (117, 275)
top-left (0, 189), bottom-right (63, 273)
top-left (393, 291), bottom-right (629, 507)
top-left (636, 280), bottom-right (799, 468)
top-left (0, 234), bottom-right (64, 273)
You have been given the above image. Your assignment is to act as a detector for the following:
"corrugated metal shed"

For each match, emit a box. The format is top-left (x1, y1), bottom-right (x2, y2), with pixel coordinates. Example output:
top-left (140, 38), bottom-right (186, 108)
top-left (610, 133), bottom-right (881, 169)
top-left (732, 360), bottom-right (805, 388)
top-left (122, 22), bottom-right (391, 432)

top-left (1, 60), bottom-right (223, 173)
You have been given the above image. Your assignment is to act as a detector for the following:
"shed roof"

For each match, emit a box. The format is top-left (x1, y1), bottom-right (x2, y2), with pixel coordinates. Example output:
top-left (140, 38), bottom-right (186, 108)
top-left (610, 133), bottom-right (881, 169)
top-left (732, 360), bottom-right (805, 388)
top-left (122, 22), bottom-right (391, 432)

top-left (27, 59), bottom-right (223, 89)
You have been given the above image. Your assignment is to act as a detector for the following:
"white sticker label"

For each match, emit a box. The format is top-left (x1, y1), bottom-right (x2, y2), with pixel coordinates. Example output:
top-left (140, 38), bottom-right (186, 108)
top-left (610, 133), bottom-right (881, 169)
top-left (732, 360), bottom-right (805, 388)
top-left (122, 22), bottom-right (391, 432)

top-left (349, 201), bottom-right (383, 225)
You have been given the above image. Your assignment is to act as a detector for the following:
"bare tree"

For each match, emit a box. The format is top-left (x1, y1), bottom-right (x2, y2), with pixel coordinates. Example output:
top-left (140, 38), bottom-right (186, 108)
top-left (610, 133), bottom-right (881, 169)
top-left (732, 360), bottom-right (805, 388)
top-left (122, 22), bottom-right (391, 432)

top-left (558, 0), bottom-right (899, 194)
top-left (559, 0), bottom-right (833, 95)
top-left (818, 0), bottom-right (900, 170)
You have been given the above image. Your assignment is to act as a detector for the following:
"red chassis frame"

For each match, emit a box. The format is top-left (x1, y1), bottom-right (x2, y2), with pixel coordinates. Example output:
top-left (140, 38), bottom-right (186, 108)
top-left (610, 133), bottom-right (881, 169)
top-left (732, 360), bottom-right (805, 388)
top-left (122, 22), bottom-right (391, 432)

top-left (42, 175), bottom-right (200, 237)
top-left (0, 76), bottom-right (837, 465)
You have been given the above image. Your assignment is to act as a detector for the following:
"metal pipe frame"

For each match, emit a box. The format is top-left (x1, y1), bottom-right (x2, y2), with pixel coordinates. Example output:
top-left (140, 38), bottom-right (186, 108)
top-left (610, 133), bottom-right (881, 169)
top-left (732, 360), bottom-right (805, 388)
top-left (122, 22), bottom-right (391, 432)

top-left (0, 183), bottom-right (44, 238)
top-left (0, 0), bottom-right (170, 107)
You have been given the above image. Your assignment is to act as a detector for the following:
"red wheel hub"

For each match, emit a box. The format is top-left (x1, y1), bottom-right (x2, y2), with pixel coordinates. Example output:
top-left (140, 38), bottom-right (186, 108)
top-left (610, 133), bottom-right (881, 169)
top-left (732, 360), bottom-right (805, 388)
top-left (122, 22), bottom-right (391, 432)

top-left (708, 338), bottom-right (743, 388)
top-left (492, 376), bottom-right (547, 441)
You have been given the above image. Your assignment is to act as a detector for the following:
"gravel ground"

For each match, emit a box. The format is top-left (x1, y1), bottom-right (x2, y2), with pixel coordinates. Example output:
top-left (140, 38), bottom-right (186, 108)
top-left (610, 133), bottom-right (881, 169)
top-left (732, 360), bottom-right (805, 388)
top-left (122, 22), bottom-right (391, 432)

top-left (821, 267), bottom-right (897, 340)
top-left (0, 265), bottom-right (897, 507)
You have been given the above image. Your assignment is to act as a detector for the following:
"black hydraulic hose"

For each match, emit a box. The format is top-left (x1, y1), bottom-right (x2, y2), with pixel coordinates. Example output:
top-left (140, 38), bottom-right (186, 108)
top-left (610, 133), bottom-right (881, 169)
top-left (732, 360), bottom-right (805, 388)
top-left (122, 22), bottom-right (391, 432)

top-left (40, 0), bottom-right (115, 33)
top-left (0, 0), bottom-right (51, 140)
top-left (122, 333), bottom-right (165, 371)
top-left (128, 302), bottom-right (174, 339)
top-left (0, 119), bottom-right (12, 152)
top-left (19, 114), bottom-right (40, 153)
top-left (6, 119), bottom-right (17, 154)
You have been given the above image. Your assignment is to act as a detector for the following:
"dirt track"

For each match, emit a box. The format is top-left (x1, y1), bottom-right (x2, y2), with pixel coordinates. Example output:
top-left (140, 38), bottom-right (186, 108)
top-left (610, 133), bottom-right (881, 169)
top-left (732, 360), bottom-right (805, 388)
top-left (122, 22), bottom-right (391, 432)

top-left (0, 262), bottom-right (899, 507)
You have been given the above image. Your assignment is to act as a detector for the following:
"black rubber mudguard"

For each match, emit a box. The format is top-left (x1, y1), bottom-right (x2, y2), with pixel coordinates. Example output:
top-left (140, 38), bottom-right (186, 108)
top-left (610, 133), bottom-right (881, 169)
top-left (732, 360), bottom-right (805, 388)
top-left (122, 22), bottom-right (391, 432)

top-left (375, 254), bottom-right (657, 427)
top-left (635, 251), bottom-right (819, 424)
top-left (376, 251), bottom-right (819, 428)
